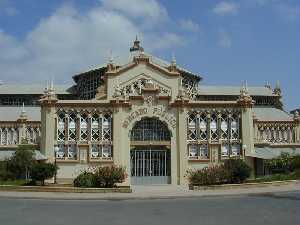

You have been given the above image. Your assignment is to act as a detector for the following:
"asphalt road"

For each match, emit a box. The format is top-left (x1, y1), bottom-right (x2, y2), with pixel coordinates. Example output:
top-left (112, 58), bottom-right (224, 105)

top-left (0, 191), bottom-right (299, 225)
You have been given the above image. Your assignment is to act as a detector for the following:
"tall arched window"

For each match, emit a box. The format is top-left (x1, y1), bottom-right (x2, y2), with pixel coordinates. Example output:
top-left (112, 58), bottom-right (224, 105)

top-left (131, 118), bottom-right (171, 141)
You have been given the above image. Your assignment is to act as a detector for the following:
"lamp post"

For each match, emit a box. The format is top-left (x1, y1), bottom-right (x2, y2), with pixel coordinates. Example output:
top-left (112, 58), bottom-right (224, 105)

top-left (242, 144), bottom-right (247, 156)
top-left (54, 146), bottom-right (59, 184)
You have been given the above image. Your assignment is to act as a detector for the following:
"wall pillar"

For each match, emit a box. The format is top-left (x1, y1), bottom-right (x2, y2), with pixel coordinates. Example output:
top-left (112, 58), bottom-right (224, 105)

top-left (177, 108), bottom-right (188, 185)
top-left (113, 107), bottom-right (131, 185)
top-left (40, 104), bottom-right (57, 163)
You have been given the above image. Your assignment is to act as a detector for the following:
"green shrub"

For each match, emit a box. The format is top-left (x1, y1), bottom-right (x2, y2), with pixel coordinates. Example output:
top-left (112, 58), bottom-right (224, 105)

top-left (187, 159), bottom-right (252, 186)
top-left (94, 166), bottom-right (127, 188)
top-left (223, 158), bottom-right (252, 183)
top-left (264, 153), bottom-right (299, 174)
top-left (7, 146), bottom-right (35, 179)
top-left (291, 155), bottom-right (300, 172)
top-left (73, 172), bottom-right (96, 188)
top-left (73, 166), bottom-right (127, 188)
top-left (30, 163), bottom-right (58, 185)
top-left (0, 161), bottom-right (15, 181)
top-left (187, 165), bottom-right (230, 186)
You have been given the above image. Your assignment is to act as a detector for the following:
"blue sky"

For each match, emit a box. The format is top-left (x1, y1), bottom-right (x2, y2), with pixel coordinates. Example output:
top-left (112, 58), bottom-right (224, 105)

top-left (0, 0), bottom-right (299, 110)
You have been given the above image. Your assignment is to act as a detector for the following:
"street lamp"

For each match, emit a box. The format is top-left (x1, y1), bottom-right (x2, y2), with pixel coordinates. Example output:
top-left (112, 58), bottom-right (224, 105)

top-left (242, 144), bottom-right (247, 156)
top-left (54, 146), bottom-right (59, 184)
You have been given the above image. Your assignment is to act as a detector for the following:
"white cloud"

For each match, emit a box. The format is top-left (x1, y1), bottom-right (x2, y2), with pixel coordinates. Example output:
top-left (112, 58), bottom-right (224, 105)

top-left (275, 3), bottom-right (300, 21)
top-left (0, 0), bottom-right (19, 16)
top-left (178, 19), bottom-right (200, 32)
top-left (217, 30), bottom-right (232, 48)
top-left (0, 2), bottom-right (185, 84)
top-left (100, 0), bottom-right (168, 24)
top-left (5, 6), bottom-right (18, 16)
top-left (213, 1), bottom-right (239, 15)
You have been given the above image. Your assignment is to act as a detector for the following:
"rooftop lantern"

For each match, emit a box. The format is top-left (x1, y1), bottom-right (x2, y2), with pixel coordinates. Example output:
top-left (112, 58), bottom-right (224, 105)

top-left (130, 35), bottom-right (144, 57)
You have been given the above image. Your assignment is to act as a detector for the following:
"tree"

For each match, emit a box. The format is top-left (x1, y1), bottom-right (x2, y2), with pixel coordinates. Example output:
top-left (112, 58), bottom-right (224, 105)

top-left (7, 143), bottom-right (35, 179)
top-left (31, 163), bottom-right (58, 185)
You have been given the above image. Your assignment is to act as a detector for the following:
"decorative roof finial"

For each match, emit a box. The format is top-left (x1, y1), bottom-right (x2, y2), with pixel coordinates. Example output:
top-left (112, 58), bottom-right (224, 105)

top-left (294, 110), bottom-right (299, 119)
top-left (18, 102), bottom-right (27, 121)
top-left (274, 80), bottom-right (282, 95)
top-left (22, 102), bottom-right (25, 113)
top-left (108, 49), bottom-right (114, 64)
top-left (171, 52), bottom-right (176, 66)
top-left (264, 81), bottom-right (271, 89)
top-left (130, 35), bottom-right (144, 53)
top-left (237, 81), bottom-right (254, 108)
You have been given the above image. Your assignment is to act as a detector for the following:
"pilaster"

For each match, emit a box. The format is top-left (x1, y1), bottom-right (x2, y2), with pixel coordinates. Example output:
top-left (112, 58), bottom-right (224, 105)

top-left (113, 107), bottom-right (131, 185)
top-left (177, 107), bottom-right (188, 185)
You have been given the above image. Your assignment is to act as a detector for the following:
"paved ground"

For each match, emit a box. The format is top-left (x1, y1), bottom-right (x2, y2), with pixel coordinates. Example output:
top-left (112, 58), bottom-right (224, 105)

top-left (0, 182), bottom-right (300, 200)
top-left (0, 191), bottom-right (299, 225)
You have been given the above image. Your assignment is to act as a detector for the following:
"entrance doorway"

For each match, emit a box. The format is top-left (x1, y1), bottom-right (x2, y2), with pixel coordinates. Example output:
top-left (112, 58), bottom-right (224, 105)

top-left (130, 148), bottom-right (171, 185)
top-left (130, 117), bottom-right (171, 185)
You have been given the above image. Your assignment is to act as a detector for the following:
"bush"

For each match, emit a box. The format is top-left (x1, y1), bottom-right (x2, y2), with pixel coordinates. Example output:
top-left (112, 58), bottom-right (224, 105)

top-left (187, 159), bottom-right (252, 186)
top-left (291, 155), bottom-right (300, 172)
top-left (0, 161), bottom-right (15, 181)
top-left (187, 165), bottom-right (230, 186)
top-left (74, 166), bottom-right (127, 188)
top-left (73, 172), bottom-right (96, 188)
top-left (7, 145), bottom-right (35, 179)
top-left (223, 158), bottom-right (252, 183)
top-left (30, 163), bottom-right (58, 185)
top-left (94, 166), bottom-right (127, 188)
top-left (264, 153), bottom-right (299, 174)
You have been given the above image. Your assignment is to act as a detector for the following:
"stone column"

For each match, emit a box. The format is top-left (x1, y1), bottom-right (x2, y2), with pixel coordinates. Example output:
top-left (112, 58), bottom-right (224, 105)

top-left (237, 86), bottom-right (255, 178)
top-left (113, 107), bottom-right (131, 185)
top-left (39, 90), bottom-right (58, 163)
top-left (177, 107), bottom-right (188, 185)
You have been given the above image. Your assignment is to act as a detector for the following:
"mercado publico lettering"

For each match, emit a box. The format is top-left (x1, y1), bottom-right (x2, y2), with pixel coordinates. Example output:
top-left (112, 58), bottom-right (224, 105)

top-left (122, 107), bottom-right (176, 129)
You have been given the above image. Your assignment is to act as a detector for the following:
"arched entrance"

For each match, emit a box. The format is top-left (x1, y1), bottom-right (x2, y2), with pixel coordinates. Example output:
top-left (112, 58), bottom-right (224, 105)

top-left (130, 117), bottom-right (171, 185)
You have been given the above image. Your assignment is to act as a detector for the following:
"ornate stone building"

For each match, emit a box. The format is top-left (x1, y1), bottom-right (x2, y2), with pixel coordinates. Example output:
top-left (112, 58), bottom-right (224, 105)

top-left (1, 39), bottom-right (299, 185)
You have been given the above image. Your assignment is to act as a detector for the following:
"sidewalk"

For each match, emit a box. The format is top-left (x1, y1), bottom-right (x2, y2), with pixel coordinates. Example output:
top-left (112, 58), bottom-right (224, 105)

top-left (0, 181), bottom-right (299, 200)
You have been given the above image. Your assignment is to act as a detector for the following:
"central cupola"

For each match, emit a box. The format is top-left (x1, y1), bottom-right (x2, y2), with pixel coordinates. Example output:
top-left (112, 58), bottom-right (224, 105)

top-left (130, 36), bottom-right (144, 57)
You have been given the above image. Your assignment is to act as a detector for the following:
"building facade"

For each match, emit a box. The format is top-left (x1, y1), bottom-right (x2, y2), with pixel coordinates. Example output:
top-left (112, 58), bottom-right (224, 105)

top-left (1, 39), bottom-right (300, 185)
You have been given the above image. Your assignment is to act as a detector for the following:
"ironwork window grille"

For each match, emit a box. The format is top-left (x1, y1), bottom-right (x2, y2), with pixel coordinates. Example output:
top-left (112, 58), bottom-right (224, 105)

top-left (56, 144), bottom-right (65, 159)
top-left (12, 129), bottom-right (19, 144)
top-left (220, 113), bottom-right (229, 140)
top-left (57, 112), bottom-right (66, 141)
top-left (188, 144), bottom-right (209, 159)
top-left (187, 113), bottom-right (197, 141)
top-left (210, 113), bottom-right (218, 141)
top-left (67, 144), bottom-right (77, 159)
top-left (80, 114), bottom-right (88, 141)
top-left (102, 114), bottom-right (111, 141)
top-left (0, 128), bottom-right (8, 145)
top-left (221, 144), bottom-right (230, 157)
top-left (221, 143), bottom-right (241, 157)
top-left (199, 113), bottom-right (208, 140)
top-left (230, 114), bottom-right (239, 140)
top-left (130, 118), bottom-right (171, 141)
top-left (68, 113), bottom-right (77, 141)
top-left (91, 114), bottom-right (100, 142)
top-left (90, 144), bottom-right (112, 159)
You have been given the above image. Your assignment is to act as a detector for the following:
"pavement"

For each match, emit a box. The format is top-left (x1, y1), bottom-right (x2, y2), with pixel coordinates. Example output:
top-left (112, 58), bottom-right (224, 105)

top-left (0, 181), bottom-right (299, 200)
top-left (1, 191), bottom-right (299, 225)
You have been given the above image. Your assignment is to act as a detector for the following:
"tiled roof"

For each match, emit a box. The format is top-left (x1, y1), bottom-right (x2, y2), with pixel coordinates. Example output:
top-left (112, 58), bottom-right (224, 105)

top-left (0, 84), bottom-right (72, 95)
top-left (0, 106), bottom-right (41, 121)
top-left (248, 147), bottom-right (300, 159)
top-left (198, 85), bottom-right (275, 96)
top-left (253, 107), bottom-right (293, 121)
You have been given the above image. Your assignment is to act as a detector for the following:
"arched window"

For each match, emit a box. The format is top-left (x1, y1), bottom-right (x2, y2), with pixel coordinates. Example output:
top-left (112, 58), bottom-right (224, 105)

top-left (131, 118), bottom-right (171, 141)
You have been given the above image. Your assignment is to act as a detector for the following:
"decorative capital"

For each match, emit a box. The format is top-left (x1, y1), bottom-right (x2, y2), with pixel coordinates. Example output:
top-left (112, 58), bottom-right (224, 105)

top-left (237, 83), bottom-right (254, 108)
top-left (39, 79), bottom-right (58, 105)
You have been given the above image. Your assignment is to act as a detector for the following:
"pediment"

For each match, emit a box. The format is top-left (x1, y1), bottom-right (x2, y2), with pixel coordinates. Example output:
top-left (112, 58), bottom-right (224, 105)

top-left (120, 73), bottom-right (172, 96)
